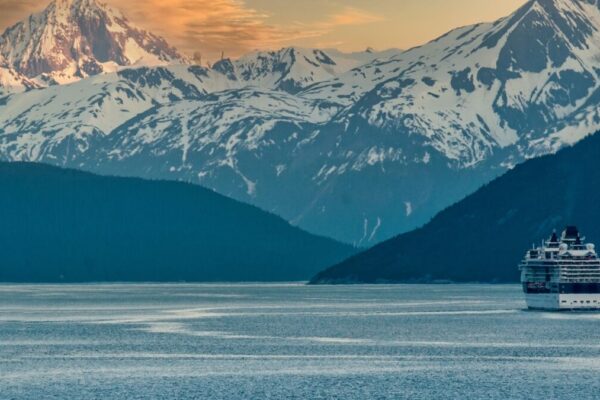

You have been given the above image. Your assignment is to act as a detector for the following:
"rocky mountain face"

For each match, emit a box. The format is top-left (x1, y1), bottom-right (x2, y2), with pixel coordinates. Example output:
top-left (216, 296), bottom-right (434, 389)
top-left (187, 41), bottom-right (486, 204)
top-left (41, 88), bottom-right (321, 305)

top-left (1, 0), bottom-right (599, 245)
top-left (0, 0), bottom-right (186, 89)
top-left (0, 66), bottom-right (40, 95)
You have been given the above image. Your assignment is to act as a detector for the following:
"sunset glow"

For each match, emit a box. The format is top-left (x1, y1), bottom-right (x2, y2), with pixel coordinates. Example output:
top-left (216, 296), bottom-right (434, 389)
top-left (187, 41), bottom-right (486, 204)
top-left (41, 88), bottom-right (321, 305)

top-left (1, 0), bottom-right (528, 61)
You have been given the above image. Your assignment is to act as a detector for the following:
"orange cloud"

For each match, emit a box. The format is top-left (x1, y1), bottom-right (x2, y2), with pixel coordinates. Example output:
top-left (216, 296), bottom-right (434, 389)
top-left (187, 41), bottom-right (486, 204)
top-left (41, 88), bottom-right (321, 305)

top-left (117, 0), bottom-right (291, 61)
top-left (0, 0), bottom-right (383, 62)
top-left (326, 7), bottom-right (384, 27)
top-left (121, 1), bottom-right (381, 61)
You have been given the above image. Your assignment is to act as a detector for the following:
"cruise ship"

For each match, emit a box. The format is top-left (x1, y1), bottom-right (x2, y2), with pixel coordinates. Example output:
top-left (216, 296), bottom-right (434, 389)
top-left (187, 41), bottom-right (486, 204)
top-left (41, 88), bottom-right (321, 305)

top-left (519, 226), bottom-right (600, 311)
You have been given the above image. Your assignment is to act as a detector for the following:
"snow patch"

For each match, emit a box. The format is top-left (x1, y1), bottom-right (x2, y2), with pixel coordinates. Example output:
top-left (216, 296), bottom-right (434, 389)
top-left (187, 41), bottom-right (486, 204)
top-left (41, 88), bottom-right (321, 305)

top-left (405, 202), bottom-right (413, 217)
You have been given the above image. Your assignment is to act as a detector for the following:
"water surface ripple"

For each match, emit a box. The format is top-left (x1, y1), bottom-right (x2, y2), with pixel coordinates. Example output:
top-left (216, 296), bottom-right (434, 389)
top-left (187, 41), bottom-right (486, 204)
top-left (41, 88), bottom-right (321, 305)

top-left (1, 284), bottom-right (599, 399)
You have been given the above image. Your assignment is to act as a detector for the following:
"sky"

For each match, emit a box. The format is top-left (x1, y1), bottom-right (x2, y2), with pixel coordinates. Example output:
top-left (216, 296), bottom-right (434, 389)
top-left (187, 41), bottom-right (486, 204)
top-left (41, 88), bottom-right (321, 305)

top-left (0, 0), bottom-right (529, 62)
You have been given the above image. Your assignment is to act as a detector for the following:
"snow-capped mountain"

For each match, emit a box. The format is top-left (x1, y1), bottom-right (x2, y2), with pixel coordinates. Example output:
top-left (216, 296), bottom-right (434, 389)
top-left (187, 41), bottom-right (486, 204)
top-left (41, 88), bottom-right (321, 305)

top-left (0, 0), bottom-right (186, 91)
top-left (0, 65), bottom-right (216, 162)
top-left (0, 59), bottom-right (350, 164)
top-left (215, 47), bottom-right (399, 94)
top-left (1, 0), bottom-right (600, 245)
top-left (304, 0), bottom-right (600, 166)
top-left (277, 0), bottom-right (600, 242)
top-left (83, 88), bottom-right (338, 198)
top-left (0, 0), bottom-right (398, 95)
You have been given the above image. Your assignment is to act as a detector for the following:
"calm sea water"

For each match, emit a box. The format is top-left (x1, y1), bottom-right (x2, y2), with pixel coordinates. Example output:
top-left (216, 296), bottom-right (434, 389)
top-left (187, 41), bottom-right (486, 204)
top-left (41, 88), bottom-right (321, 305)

top-left (1, 284), bottom-right (599, 399)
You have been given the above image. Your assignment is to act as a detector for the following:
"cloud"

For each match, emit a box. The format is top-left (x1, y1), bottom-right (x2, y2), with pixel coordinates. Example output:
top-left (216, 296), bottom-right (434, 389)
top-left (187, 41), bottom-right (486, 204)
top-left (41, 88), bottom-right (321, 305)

top-left (126, 1), bottom-right (383, 59)
top-left (117, 0), bottom-right (293, 61)
top-left (0, 0), bottom-right (383, 61)
top-left (325, 7), bottom-right (384, 27)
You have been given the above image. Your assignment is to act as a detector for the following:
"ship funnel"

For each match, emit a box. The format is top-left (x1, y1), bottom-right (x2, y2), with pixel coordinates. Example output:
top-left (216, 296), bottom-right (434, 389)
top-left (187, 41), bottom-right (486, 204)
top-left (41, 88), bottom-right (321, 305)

top-left (562, 226), bottom-right (580, 241)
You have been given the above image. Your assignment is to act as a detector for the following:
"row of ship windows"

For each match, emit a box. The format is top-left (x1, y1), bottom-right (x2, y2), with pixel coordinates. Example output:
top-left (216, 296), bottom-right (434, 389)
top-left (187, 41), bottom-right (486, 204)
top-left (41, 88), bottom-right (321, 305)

top-left (561, 300), bottom-right (598, 304)
top-left (524, 276), bottom-right (600, 280)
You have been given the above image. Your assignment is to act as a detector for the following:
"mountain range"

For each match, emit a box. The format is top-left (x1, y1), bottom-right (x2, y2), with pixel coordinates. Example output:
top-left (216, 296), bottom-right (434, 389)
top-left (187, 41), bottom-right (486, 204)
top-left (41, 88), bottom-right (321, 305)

top-left (0, 162), bottom-right (354, 282)
top-left (1, 0), bottom-right (600, 246)
top-left (311, 130), bottom-right (600, 284)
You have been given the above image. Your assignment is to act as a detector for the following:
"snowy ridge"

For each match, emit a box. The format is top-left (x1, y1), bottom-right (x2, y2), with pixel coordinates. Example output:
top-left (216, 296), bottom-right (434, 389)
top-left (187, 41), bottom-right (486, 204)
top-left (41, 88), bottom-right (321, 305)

top-left (0, 66), bottom-right (40, 95)
top-left (301, 0), bottom-right (600, 168)
top-left (92, 88), bottom-right (337, 197)
top-left (0, 65), bottom-right (219, 162)
top-left (217, 47), bottom-right (400, 94)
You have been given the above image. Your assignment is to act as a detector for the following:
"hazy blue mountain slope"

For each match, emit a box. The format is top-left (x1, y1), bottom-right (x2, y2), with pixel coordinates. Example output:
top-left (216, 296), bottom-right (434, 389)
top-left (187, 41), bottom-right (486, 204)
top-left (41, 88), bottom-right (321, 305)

top-left (311, 131), bottom-right (600, 284)
top-left (0, 163), bottom-right (355, 282)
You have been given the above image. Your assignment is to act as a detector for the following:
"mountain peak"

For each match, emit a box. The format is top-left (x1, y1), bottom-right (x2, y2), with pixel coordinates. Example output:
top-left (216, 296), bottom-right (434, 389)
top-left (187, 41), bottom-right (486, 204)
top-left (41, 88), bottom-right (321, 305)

top-left (535, 0), bottom-right (584, 6)
top-left (0, 0), bottom-right (186, 83)
top-left (51, 0), bottom-right (102, 9)
top-left (60, 0), bottom-right (115, 14)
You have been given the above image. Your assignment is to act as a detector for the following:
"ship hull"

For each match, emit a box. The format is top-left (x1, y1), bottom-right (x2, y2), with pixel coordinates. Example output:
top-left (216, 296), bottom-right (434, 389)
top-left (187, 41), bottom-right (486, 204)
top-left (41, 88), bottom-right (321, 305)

top-left (525, 293), bottom-right (600, 311)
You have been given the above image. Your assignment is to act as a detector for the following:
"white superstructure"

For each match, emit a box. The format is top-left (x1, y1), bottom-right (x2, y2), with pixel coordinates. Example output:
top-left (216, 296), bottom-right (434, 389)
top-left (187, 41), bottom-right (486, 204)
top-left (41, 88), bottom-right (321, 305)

top-left (519, 226), bottom-right (600, 311)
